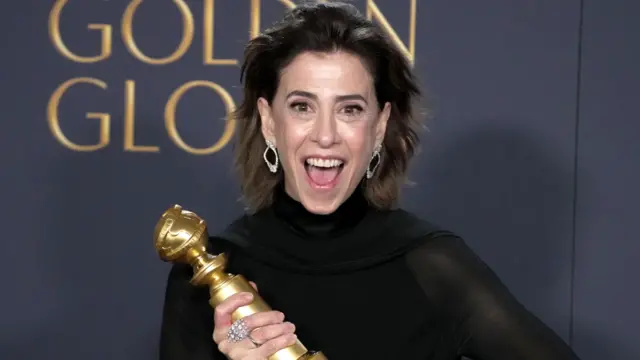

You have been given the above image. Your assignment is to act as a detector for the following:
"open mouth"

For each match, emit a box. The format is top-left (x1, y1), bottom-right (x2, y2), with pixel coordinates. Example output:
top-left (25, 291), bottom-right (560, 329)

top-left (304, 157), bottom-right (345, 189)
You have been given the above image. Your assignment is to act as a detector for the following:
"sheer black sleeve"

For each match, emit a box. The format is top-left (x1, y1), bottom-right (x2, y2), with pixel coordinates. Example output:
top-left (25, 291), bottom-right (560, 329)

top-left (158, 263), bottom-right (224, 360)
top-left (405, 235), bottom-right (580, 360)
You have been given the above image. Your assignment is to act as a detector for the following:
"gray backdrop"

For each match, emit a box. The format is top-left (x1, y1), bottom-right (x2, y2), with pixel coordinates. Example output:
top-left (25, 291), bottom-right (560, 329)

top-left (1, 0), bottom-right (638, 359)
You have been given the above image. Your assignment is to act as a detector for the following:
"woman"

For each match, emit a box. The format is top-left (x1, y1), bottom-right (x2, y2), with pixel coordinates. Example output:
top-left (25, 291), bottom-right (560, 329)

top-left (159, 2), bottom-right (580, 360)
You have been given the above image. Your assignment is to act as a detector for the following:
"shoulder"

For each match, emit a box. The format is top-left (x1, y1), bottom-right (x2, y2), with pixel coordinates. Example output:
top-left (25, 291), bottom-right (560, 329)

top-left (399, 212), bottom-right (495, 285)
top-left (378, 208), bottom-right (454, 241)
top-left (381, 208), bottom-right (465, 251)
top-left (385, 208), bottom-right (495, 282)
top-left (377, 208), bottom-right (491, 276)
top-left (398, 213), bottom-right (514, 309)
top-left (384, 208), bottom-right (480, 267)
top-left (405, 230), bottom-right (491, 286)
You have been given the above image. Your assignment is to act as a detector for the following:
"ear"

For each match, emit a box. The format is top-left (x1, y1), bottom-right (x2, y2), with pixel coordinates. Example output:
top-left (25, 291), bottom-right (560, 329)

top-left (374, 102), bottom-right (391, 147)
top-left (257, 97), bottom-right (276, 144)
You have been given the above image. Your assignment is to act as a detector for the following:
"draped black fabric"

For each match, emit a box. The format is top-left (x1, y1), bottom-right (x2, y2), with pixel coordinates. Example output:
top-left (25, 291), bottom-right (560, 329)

top-left (159, 186), bottom-right (580, 360)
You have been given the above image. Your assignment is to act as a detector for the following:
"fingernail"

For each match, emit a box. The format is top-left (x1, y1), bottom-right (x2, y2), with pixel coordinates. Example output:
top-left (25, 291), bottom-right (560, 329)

top-left (244, 292), bottom-right (253, 300)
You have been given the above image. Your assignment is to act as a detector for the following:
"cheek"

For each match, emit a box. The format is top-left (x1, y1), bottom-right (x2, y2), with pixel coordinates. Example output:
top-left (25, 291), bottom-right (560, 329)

top-left (275, 115), bottom-right (311, 164)
top-left (339, 123), bottom-right (375, 165)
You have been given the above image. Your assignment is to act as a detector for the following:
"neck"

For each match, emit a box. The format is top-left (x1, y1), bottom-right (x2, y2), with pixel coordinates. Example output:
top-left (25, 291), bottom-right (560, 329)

top-left (221, 181), bottom-right (434, 274)
top-left (272, 182), bottom-right (369, 238)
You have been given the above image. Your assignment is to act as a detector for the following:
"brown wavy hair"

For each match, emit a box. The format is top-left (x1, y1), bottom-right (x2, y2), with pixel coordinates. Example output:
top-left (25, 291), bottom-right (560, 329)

top-left (232, 1), bottom-right (424, 212)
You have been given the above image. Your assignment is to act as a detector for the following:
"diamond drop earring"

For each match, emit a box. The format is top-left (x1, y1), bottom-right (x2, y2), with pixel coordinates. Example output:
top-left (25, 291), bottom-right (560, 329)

top-left (366, 144), bottom-right (382, 179)
top-left (263, 139), bottom-right (279, 173)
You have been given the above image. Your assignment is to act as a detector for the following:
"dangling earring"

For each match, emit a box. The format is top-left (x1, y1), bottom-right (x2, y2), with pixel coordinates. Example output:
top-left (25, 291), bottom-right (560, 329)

top-left (366, 144), bottom-right (382, 179)
top-left (263, 139), bottom-right (279, 173)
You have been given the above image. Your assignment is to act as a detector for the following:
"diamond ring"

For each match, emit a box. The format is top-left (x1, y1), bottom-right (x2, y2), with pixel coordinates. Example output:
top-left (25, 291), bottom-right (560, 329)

top-left (227, 318), bottom-right (251, 343)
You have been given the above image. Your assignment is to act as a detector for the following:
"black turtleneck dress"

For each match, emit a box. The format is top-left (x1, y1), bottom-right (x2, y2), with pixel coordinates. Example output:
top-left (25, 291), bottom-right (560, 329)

top-left (159, 187), bottom-right (580, 360)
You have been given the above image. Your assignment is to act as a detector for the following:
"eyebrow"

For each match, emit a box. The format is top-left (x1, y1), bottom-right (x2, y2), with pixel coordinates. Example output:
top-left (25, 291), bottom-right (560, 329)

top-left (286, 90), bottom-right (368, 104)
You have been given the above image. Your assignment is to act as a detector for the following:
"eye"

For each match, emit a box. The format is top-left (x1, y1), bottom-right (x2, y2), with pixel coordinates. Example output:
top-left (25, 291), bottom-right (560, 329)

top-left (342, 104), bottom-right (364, 116)
top-left (290, 102), bottom-right (310, 112)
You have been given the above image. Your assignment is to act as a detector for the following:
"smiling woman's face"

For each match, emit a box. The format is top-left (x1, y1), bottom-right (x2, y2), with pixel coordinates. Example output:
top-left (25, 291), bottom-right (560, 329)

top-left (258, 51), bottom-right (391, 214)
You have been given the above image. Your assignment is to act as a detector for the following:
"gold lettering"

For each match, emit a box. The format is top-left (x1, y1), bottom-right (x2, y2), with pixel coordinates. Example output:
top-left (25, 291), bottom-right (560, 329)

top-left (367, 0), bottom-right (416, 65)
top-left (124, 80), bottom-right (160, 152)
top-left (250, 0), bottom-right (261, 39)
top-left (203, 0), bottom-right (238, 65)
top-left (278, 0), bottom-right (297, 9)
top-left (165, 81), bottom-right (236, 155)
top-left (250, 0), bottom-right (297, 39)
top-left (121, 0), bottom-right (195, 65)
top-left (48, 0), bottom-right (112, 63)
top-left (47, 77), bottom-right (110, 151)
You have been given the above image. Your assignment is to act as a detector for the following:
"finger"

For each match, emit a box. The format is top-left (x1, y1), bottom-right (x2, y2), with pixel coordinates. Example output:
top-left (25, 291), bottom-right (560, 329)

top-left (214, 310), bottom-right (284, 348)
top-left (212, 292), bottom-right (254, 343)
top-left (221, 340), bottom-right (251, 359)
top-left (250, 322), bottom-right (295, 345)
top-left (249, 281), bottom-right (258, 291)
top-left (254, 333), bottom-right (298, 358)
top-left (214, 292), bottom-right (254, 327)
top-left (243, 311), bottom-right (285, 330)
top-left (218, 338), bottom-right (257, 358)
top-left (216, 340), bottom-right (235, 356)
top-left (216, 331), bottom-right (257, 355)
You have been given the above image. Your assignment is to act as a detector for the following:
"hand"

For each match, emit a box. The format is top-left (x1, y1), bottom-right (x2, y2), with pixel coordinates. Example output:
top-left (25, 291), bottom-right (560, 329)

top-left (212, 286), bottom-right (297, 359)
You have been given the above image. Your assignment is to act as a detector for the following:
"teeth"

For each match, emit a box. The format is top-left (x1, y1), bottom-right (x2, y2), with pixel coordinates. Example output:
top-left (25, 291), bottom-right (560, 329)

top-left (306, 158), bottom-right (344, 168)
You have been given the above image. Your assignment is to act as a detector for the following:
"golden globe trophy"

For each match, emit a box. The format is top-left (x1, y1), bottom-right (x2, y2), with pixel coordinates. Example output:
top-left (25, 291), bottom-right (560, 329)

top-left (154, 204), bottom-right (328, 360)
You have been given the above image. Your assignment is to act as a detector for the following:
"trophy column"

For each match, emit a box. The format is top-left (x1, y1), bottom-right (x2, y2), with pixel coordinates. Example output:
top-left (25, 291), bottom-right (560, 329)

top-left (154, 205), bottom-right (327, 360)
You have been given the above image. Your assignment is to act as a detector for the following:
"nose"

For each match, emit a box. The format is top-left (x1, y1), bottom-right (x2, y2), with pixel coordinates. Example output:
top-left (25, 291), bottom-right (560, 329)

top-left (310, 110), bottom-right (338, 148)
